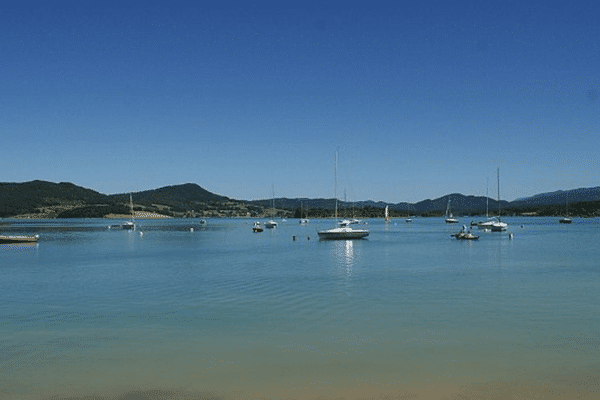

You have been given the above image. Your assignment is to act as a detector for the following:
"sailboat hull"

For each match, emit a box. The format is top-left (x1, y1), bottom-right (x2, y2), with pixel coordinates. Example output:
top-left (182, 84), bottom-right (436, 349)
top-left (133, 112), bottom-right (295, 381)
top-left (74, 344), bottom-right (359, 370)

top-left (0, 234), bottom-right (39, 244)
top-left (317, 227), bottom-right (369, 240)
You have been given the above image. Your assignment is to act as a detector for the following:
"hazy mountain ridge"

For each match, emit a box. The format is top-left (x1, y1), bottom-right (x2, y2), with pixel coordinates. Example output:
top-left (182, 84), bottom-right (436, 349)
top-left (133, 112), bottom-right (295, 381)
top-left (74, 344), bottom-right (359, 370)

top-left (510, 187), bottom-right (600, 206)
top-left (1, 180), bottom-right (600, 218)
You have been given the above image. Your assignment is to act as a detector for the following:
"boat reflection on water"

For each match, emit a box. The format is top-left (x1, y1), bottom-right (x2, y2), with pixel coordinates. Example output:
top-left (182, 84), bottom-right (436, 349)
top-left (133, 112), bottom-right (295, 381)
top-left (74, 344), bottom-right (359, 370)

top-left (0, 242), bottom-right (39, 251)
top-left (332, 239), bottom-right (357, 277)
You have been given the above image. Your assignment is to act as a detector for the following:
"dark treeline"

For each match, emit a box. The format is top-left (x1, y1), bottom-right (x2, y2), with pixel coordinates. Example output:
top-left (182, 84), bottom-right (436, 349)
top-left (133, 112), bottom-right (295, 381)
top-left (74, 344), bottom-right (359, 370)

top-left (292, 200), bottom-right (600, 219)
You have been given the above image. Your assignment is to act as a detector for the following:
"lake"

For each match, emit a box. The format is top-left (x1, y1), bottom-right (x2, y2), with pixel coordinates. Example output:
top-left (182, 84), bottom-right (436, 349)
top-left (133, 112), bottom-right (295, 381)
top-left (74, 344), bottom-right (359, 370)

top-left (1, 217), bottom-right (599, 400)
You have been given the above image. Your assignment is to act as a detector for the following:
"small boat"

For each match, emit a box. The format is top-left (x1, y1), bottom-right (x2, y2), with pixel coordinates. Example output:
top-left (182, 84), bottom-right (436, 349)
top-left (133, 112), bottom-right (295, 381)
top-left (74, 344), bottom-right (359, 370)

top-left (318, 151), bottom-right (369, 240)
top-left (559, 191), bottom-right (572, 223)
top-left (384, 205), bottom-right (390, 222)
top-left (451, 226), bottom-right (479, 240)
top-left (477, 178), bottom-right (492, 229)
top-left (452, 231), bottom-right (479, 240)
top-left (122, 194), bottom-right (137, 230)
top-left (0, 234), bottom-right (39, 244)
top-left (318, 226), bottom-right (369, 240)
top-left (489, 168), bottom-right (508, 232)
top-left (265, 185), bottom-right (278, 229)
top-left (300, 218), bottom-right (309, 225)
top-left (252, 222), bottom-right (264, 232)
top-left (445, 199), bottom-right (459, 223)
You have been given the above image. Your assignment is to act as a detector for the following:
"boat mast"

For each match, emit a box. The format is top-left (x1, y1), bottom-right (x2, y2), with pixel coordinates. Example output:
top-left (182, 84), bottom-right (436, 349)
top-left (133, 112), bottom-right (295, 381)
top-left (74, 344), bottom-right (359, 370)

top-left (497, 168), bottom-right (501, 222)
top-left (271, 184), bottom-right (275, 217)
top-left (486, 177), bottom-right (489, 218)
top-left (334, 150), bottom-right (338, 221)
top-left (130, 193), bottom-right (135, 222)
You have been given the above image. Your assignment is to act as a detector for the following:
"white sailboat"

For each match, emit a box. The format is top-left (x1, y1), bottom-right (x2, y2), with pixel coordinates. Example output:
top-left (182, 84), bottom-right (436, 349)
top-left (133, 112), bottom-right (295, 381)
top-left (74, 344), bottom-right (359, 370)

top-left (478, 178), bottom-right (497, 230)
top-left (0, 234), bottom-right (39, 244)
top-left (265, 184), bottom-right (278, 228)
top-left (559, 191), bottom-right (572, 224)
top-left (445, 199), bottom-right (459, 223)
top-left (318, 151), bottom-right (369, 240)
top-left (490, 168), bottom-right (508, 232)
top-left (122, 193), bottom-right (136, 230)
top-left (384, 205), bottom-right (390, 222)
top-left (299, 201), bottom-right (309, 224)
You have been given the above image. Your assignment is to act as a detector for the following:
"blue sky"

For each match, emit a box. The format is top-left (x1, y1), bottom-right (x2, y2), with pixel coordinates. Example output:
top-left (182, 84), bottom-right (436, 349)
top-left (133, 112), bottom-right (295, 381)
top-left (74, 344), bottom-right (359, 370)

top-left (2, 1), bottom-right (598, 202)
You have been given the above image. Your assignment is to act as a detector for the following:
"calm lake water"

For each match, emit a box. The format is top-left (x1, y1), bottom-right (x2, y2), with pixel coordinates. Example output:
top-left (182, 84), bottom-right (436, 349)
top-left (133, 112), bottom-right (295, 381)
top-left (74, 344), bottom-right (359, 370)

top-left (1, 217), bottom-right (599, 400)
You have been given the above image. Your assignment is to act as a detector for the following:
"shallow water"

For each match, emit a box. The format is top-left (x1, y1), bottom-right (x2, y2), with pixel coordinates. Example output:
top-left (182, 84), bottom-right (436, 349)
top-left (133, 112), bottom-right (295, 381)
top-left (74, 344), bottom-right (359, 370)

top-left (1, 217), bottom-right (599, 399)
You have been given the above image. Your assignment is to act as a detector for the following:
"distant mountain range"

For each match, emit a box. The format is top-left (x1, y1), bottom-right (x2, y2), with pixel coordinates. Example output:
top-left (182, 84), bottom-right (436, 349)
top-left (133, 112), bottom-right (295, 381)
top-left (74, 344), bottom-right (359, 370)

top-left (1, 180), bottom-right (600, 218)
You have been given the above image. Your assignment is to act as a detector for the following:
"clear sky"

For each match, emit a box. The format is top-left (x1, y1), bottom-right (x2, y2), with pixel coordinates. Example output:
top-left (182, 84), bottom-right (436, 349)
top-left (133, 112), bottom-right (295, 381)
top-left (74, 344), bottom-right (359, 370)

top-left (2, 1), bottom-right (598, 202)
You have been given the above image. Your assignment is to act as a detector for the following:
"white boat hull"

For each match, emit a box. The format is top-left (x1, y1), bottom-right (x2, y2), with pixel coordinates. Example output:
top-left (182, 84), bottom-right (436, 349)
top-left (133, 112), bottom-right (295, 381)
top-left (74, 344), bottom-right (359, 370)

top-left (0, 234), bottom-right (39, 244)
top-left (317, 227), bottom-right (369, 240)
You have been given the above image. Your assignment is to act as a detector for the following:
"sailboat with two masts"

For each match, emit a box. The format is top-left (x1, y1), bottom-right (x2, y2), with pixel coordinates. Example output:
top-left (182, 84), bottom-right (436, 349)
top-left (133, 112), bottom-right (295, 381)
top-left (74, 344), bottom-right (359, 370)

top-left (318, 151), bottom-right (369, 240)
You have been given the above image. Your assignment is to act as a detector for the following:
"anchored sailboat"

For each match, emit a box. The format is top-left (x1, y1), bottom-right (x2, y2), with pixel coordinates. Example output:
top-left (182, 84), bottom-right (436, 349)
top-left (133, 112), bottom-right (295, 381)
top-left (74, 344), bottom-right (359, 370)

top-left (265, 184), bottom-right (278, 229)
top-left (490, 168), bottom-right (508, 232)
top-left (559, 191), bottom-right (572, 224)
top-left (445, 199), bottom-right (459, 223)
top-left (122, 194), bottom-right (136, 230)
top-left (318, 151), bottom-right (369, 240)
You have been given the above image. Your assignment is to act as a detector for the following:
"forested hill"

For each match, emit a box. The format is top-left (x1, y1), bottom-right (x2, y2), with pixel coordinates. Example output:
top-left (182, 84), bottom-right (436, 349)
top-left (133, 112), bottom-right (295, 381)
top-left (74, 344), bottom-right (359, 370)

top-left (2, 180), bottom-right (600, 218)
top-left (108, 183), bottom-right (230, 206)
top-left (0, 181), bottom-right (238, 218)
top-left (0, 180), bottom-right (108, 217)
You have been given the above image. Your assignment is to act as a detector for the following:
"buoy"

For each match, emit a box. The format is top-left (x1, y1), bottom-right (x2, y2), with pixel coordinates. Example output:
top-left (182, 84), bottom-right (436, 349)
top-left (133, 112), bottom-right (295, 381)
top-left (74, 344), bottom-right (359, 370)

top-left (509, 233), bottom-right (513, 239)
top-left (139, 231), bottom-right (144, 236)
top-left (292, 236), bottom-right (296, 241)
top-left (307, 236), bottom-right (310, 241)
top-left (190, 228), bottom-right (194, 232)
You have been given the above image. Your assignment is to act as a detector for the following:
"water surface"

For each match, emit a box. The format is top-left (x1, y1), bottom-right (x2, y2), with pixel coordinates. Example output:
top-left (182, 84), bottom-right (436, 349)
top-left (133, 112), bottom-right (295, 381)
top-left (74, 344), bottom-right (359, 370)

top-left (1, 217), bottom-right (599, 399)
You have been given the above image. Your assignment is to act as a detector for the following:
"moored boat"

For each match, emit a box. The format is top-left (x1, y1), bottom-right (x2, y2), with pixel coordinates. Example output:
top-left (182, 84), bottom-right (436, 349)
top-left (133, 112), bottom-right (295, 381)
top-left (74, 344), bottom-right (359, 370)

top-left (318, 151), bottom-right (369, 240)
top-left (122, 193), bottom-right (137, 230)
top-left (252, 222), bottom-right (264, 232)
top-left (445, 199), bottom-right (459, 223)
top-left (0, 234), bottom-right (39, 244)
top-left (318, 226), bottom-right (369, 240)
top-left (559, 191), bottom-right (572, 223)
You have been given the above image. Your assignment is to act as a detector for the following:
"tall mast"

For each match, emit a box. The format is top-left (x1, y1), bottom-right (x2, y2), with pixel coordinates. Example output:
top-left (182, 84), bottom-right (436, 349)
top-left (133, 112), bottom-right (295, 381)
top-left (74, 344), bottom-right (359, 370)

top-left (497, 168), bottom-right (501, 221)
top-left (271, 184), bottom-right (275, 216)
top-left (334, 150), bottom-right (338, 221)
top-left (130, 193), bottom-right (135, 221)
top-left (486, 177), bottom-right (489, 217)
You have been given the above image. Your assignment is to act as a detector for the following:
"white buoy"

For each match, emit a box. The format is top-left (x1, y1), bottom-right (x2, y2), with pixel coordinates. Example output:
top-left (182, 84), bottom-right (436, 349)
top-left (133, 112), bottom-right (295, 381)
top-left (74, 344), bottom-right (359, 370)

top-left (139, 231), bottom-right (144, 236)
top-left (190, 227), bottom-right (194, 232)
